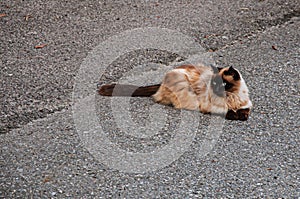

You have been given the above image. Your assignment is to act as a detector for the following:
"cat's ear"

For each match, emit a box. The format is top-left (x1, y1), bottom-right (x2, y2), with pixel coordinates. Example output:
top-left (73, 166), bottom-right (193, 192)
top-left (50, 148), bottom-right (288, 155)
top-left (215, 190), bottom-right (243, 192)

top-left (225, 66), bottom-right (240, 80)
top-left (228, 66), bottom-right (235, 71)
top-left (217, 67), bottom-right (223, 71)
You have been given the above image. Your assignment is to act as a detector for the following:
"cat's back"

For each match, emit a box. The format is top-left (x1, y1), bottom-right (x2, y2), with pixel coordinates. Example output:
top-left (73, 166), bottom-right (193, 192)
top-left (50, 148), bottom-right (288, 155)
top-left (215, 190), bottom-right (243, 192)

top-left (174, 64), bottom-right (212, 82)
top-left (173, 64), bottom-right (213, 92)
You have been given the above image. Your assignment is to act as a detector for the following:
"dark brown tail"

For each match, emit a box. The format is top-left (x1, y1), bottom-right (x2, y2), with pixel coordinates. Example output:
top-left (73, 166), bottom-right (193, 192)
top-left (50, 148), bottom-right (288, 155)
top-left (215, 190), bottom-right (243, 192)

top-left (98, 83), bottom-right (161, 97)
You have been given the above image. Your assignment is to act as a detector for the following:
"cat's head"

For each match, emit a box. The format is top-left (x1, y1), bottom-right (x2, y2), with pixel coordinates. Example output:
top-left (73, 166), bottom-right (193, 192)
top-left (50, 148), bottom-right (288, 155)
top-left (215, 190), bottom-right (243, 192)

top-left (210, 66), bottom-right (242, 97)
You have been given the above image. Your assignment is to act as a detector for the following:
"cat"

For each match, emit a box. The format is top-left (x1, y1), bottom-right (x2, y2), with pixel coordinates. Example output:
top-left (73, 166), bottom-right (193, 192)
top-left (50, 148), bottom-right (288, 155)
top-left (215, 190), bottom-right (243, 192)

top-left (98, 64), bottom-right (252, 120)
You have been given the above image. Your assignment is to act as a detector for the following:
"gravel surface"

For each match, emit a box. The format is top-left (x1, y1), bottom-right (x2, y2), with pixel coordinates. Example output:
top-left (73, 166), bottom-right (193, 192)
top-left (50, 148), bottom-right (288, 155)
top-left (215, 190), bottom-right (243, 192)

top-left (1, 0), bottom-right (299, 198)
top-left (1, 0), bottom-right (299, 132)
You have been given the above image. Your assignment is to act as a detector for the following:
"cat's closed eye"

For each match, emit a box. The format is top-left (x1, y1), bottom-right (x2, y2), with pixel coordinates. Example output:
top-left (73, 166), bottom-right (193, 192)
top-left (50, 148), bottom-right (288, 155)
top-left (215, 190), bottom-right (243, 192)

top-left (224, 82), bottom-right (233, 90)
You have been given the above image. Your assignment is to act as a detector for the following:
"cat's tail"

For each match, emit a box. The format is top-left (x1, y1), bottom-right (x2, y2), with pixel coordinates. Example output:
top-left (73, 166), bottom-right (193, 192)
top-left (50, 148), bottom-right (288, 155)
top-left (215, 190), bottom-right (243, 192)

top-left (98, 83), bottom-right (161, 97)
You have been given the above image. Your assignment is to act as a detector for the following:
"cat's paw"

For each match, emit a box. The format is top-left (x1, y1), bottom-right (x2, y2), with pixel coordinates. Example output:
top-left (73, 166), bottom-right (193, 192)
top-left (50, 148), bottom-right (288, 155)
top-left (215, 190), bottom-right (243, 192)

top-left (226, 108), bottom-right (250, 121)
top-left (237, 108), bottom-right (250, 121)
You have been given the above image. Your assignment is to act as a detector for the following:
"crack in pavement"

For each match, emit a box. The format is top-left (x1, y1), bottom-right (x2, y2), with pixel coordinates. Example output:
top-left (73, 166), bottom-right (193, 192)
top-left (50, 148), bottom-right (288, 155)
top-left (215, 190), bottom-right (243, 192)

top-left (255, 9), bottom-right (300, 30)
top-left (199, 9), bottom-right (300, 52)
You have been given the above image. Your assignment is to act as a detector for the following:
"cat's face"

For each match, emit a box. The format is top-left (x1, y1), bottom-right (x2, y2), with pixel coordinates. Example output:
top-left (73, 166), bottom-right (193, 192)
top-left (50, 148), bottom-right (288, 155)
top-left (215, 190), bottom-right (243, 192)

top-left (211, 66), bottom-right (241, 97)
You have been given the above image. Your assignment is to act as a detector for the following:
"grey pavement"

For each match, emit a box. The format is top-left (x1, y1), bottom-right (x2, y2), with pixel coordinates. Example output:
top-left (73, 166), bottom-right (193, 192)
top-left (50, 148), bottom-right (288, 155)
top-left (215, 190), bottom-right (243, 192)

top-left (1, 0), bottom-right (299, 198)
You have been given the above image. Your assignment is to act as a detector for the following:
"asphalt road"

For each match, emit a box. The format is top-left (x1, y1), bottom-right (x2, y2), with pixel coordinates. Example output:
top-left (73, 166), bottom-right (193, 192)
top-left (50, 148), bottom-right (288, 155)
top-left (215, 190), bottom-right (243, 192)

top-left (1, 0), bottom-right (299, 198)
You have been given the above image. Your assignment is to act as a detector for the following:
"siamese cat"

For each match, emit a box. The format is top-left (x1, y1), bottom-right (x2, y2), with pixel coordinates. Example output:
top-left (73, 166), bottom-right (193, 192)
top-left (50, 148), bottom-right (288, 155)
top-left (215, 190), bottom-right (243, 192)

top-left (99, 64), bottom-right (252, 120)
